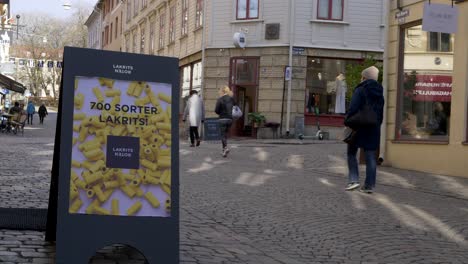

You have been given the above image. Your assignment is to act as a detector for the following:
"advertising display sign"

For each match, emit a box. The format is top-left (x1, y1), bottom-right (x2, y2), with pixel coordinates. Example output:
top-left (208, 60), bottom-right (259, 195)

top-left (203, 118), bottom-right (221, 141)
top-left (49, 47), bottom-right (179, 264)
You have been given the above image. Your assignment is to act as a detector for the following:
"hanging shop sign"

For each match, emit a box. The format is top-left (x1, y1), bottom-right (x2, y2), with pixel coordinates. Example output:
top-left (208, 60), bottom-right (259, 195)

top-left (422, 2), bottom-right (459, 33)
top-left (47, 47), bottom-right (180, 264)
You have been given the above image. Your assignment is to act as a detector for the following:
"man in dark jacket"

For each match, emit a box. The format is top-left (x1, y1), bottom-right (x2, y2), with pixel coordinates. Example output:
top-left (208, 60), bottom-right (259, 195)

top-left (345, 66), bottom-right (385, 193)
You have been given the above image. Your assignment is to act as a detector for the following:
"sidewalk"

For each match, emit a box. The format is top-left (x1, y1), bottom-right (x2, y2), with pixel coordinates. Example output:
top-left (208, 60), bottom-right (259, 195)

top-left (1, 131), bottom-right (468, 263)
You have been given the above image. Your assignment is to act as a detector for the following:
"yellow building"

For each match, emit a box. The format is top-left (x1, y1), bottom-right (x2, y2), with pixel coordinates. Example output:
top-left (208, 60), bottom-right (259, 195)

top-left (384, 0), bottom-right (468, 177)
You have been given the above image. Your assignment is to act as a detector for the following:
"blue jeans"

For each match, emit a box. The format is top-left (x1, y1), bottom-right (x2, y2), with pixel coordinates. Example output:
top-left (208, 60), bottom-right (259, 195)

top-left (347, 144), bottom-right (377, 189)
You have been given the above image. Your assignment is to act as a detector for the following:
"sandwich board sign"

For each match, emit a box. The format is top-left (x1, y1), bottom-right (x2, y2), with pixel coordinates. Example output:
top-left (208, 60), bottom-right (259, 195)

top-left (46, 47), bottom-right (180, 264)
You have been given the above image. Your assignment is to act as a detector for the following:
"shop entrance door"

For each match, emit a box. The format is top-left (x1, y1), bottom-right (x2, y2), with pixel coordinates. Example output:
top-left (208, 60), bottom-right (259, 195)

top-left (230, 57), bottom-right (259, 137)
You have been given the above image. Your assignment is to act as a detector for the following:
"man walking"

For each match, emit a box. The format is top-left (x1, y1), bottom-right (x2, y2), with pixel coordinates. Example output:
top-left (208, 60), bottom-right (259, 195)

top-left (183, 90), bottom-right (205, 147)
top-left (26, 101), bottom-right (35, 125)
top-left (38, 104), bottom-right (48, 125)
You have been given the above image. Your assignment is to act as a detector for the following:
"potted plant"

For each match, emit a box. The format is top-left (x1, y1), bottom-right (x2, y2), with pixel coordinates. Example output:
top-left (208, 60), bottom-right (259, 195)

top-left (248, 112), bottom-right (266, 128)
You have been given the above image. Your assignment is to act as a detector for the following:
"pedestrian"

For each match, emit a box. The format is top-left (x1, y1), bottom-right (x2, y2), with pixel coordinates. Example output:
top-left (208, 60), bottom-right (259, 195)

top-left (26, 101), bottom-right (35, 125)
top-left (38, 104), bottom-right (48, 125)
top-left (215, 86), bottom-right (235, 158)
top-left (183, 90), bottom-right (205, 147)
top-left (8, 102), bottom-right (21, 115)
top-left (345, 66), bottom-right (385, 193)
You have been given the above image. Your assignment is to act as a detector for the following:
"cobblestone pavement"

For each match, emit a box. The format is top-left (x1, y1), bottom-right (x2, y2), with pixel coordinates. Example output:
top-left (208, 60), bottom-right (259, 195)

top-left (1, 114), bottom-right (468, 263)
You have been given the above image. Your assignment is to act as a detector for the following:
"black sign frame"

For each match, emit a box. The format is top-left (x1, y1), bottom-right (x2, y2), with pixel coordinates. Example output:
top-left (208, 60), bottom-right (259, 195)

top-left (49, 47), bottom-right (179, 264)
top-left (203, 118), bottom-right (221, 141)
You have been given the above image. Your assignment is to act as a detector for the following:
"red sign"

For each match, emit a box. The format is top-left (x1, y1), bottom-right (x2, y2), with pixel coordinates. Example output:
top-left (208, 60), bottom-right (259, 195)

top-left (412, 75), bottom-right (452, 102)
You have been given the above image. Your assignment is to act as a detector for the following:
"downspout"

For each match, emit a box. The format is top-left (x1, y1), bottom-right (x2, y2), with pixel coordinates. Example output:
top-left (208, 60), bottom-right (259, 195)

top-left (200, 0), bottom-right (208, 97)
top-left (286, 0), bottom-right (295, 136)
top-left (379, 0), bottom-right (390, 164)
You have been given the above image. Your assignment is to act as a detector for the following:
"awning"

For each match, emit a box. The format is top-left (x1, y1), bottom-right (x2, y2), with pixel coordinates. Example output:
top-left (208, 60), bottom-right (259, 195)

top-left (0, 73), bottom-right (26, 94)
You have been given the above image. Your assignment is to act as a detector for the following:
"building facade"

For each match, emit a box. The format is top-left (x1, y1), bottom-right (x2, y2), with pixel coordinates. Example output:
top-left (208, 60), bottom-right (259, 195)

top-left (102, 0), bottom-right (123, 51)
top-left (121, 0), bottom-right (385, 137)
top-left (85, 3), bottom-right (102, 50)
top-left (384, 0), bottom-right (468, 177)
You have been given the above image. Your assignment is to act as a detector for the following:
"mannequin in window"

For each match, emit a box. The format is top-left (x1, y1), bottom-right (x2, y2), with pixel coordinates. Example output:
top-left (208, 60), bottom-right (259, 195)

top-left (335, 73), bottom-right (347, 114)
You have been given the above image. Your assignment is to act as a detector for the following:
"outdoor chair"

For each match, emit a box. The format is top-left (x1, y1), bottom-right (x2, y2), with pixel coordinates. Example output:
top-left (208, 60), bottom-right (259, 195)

top-left (10, 114), bottom-right (27, 136)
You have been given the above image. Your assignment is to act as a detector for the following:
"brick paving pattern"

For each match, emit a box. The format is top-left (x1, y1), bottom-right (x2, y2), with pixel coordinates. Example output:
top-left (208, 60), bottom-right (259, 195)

top-left (0, 113), bottom-right (468, 263)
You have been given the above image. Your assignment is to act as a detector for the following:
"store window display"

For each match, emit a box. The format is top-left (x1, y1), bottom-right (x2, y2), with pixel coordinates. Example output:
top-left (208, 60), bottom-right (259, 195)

top-left (398, 24), bottom-right (454, 141)
top-left (306, 58), bottom-right (357, 115)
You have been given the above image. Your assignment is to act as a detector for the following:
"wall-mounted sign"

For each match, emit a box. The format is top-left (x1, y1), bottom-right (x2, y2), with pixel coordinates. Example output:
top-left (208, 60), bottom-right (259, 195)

top-left (292, 47), bottom-right (306, 56)
top-left (395, 9), bottom-right (410, 24)
top-left (284, 66), bottom-right (292, 81)
top-left (233, 32), bottom-right (246, 48)
top-left (47, 47), bottom-right (180, 264)
top-left (422, 3), bottom-right (458, 33)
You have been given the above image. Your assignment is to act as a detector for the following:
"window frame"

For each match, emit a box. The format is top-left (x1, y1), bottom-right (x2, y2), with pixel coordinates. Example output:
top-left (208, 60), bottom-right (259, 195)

top-left (395, 20), bottom-right (452, 143)
top-left (181, 0), bottom-right (189, 37)
top-left (169, 4), bottom-right (176, 44)
top-left (115, 17), bottom-right (118, 39)
top-left (140, 24), bottom-right (146, 54)
top-left (149, 18), bottom-right (155, 54)
top-left (428, 32), bottom-right (452, 52)
top-left (159, 12), bottom-right (166, 49)
top-left (195, 0), bottom-right (203, 29)
top-left (132, 30), bottom-right (138, 53)
top-left (236, 0), bottom-right (260, 20)
top-left (134, 0), bottom-right (139, 17)
top-left (126, 1), bottom-right (132, 22)
top-left (142, 0), bottom-right (148, 10)
top-left (317, 0), bottom-right (344, 21)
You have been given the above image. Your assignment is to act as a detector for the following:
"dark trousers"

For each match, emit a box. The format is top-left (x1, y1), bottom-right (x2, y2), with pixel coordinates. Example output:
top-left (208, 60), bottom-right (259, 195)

top-left (39, 115), bottom-right (45, 124)
top-left (189, 126), bottom-right (200, 145)
top-left (27, 114), bottom-right (34, 124)
top-left (219, 119), bottom-right (232, 149)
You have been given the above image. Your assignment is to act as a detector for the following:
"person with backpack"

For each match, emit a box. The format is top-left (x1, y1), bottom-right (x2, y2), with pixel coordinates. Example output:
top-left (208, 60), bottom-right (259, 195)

top-left (215, 86), bottom-right (237, 158)
top-left (344, 66), bottom-right (385, 193)
top-left (38, 104), bottom-right (48, 125)
top-left (183, 90), bottom-right (205, 147)
top-left (26, 101), bottom-right (35, 125)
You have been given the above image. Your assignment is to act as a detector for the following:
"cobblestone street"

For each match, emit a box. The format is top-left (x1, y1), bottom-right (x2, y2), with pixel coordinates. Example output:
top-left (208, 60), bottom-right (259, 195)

top-left (1, 114), bottom-right (468, 263)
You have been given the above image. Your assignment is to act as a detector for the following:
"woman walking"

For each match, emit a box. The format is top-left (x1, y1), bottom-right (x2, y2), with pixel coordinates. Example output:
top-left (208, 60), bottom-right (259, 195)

top-left (38, 104), bottom-right (48, 125)
top-left (345, 66), bottom-right (385, 193)
top-left (215, 86), bottom-right (235, 158)
top-left (183, 90), bottom-right (205, 147)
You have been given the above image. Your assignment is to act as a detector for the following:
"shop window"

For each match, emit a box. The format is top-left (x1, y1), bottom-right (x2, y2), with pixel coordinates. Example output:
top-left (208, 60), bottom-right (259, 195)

top-left (306, 57), bottom-right (358, 115)
top-left (317, 0), bottom-right (343, 21)
top-left (397, 24), bottom-right (454, 141)
top-left (181, 0), bottom-right (188, 36)
top-left (237, 0), bottom-right (259, 20)
top-left (428, 32), bottom-right (451, 52)
top-left (196, 0), bottom-right (203, 28)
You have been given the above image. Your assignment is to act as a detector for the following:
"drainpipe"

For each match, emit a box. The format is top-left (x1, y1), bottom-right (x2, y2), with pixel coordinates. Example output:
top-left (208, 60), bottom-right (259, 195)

top-left (200, 0), bottom-right (208, 98)
top-left (286, 0), bottom-right (295, 136)
top-left (379, 0), bottom-right (390, 164)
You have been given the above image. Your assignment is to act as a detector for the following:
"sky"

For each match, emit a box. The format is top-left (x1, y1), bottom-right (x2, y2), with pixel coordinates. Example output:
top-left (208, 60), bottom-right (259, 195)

top-left (10, 0), bottom-right (96, 19)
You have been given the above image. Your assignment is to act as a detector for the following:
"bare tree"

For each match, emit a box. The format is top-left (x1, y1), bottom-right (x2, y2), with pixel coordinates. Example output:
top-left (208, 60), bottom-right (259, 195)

top-left (11, 8), bottom-right (90, 98)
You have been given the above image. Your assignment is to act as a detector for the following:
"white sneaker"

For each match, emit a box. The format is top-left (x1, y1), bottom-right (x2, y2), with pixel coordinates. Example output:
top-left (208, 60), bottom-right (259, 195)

top-left (345, 182), bottom-right (360, 191)
top-left (222, 148), bottom-right (230, 158)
